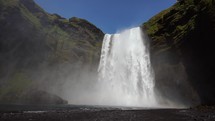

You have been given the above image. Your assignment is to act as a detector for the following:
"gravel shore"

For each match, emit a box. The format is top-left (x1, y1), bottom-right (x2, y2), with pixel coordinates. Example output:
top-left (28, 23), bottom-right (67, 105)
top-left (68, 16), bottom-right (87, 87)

top-left (1, 106), bottom-right (215, 121)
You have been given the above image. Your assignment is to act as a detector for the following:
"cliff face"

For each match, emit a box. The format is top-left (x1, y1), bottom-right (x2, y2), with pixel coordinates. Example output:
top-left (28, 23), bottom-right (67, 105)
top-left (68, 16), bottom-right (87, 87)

top-left (143, 0), bottom-right (215, 105)
top-left (0, 0), bottom-right (104, 103)
top-left (2, 0), bottom-right (214, 106)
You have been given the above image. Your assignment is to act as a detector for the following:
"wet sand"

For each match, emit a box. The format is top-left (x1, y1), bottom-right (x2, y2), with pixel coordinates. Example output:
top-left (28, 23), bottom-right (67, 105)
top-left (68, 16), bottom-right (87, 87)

top-left (0, 105), bottom-right (215, 121)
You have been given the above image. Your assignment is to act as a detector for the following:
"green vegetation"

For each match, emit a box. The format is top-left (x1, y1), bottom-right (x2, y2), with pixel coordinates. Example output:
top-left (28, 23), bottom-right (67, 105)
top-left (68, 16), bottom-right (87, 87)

top-left (20, 4), bottom-right (42, 28)
top-left (143, 0), bottom-right (215, 53)
top-left (0, 0), bottom-right (104, 103)
top-left (143, 0), bottom-right (215, 105)
top-left (0, 72), bottom-right (32, 102)
top-left (0, 0), bottom-right (19, 7)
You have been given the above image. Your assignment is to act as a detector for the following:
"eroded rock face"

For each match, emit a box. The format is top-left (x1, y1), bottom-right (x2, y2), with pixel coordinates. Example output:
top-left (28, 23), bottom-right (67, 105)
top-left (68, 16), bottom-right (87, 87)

top-left (0, 89), bottom-right (68, 105)
top-left (21, 90), bottom-right (68, 105)
top-left (143, 0), bottom-right (215, 105)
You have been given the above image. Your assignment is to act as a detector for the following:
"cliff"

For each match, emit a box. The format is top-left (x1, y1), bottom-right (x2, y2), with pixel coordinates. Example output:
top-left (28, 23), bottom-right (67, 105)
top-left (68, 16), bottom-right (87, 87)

top-left (143, 0), bottom-right (215, 105)
top-left (0, 0), bottom-right (104, 104)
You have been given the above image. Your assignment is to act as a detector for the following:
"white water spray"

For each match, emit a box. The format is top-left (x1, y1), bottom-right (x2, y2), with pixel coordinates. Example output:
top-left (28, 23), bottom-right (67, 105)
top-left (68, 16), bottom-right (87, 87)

top-left (98, 27), bottom-right (158, 107)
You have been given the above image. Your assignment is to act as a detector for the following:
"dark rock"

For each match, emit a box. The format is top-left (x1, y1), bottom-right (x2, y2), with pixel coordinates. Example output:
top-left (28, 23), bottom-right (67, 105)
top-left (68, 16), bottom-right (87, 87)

top-left (143, 0), bottom-right (215, 105)
top-left (21, 90), bottom-right (68, 104)
top-left (177, 0), bottom-right (184, 2)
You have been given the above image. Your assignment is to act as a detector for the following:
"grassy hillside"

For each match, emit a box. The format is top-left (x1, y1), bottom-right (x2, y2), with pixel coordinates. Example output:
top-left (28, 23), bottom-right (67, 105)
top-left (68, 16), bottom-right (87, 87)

top-left (0, 0), bottom-right (104, 103)
top-left (143, 0), bottom-right (215, 105)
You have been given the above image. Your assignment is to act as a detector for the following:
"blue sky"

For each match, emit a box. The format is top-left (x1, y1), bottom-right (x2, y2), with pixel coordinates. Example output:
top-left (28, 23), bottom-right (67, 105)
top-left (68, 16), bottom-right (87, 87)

top-left (34, 0), bottom-right (176, 34)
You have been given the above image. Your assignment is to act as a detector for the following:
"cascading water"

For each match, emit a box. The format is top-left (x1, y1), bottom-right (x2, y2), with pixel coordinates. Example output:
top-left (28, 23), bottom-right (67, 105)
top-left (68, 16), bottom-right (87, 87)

top-left (98, 27), bottom-right (159, 107)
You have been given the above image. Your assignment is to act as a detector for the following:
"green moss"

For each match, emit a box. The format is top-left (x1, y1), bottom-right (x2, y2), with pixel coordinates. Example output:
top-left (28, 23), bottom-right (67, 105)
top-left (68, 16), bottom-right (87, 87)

top-left (45, 25), bottom-right (72, 52)
top-left (20, 4), bottom-right (41, 28)
top-left (146, 24), bottom-right (159, 36)
top-left (0, 0), bottom-right (104, 103)
top-left (143, 0), bottom-right (208, 51)
top-left (0, 0), bottom-right (19, 7)
top-left (60, 19), bottom-right (69, 24)
top-left (69, 22), bottom-right (80, 28)
top-left (0, 72), bottom-right (32, 98)
top-left (171, 13), bottom-right (183, 24)
top-left (143, 0), bottom-right (215, 105)
top-left (48, 14), bottom-right (58, 21)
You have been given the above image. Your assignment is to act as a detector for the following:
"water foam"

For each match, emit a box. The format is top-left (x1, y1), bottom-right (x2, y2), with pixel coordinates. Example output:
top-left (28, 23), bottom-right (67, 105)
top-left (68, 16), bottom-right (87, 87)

top-left (98, 27), bottom-right (158, 107)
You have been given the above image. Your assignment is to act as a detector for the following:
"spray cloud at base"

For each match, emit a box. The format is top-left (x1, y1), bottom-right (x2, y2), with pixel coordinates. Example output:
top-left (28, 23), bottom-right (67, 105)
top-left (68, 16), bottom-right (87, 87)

top-left (39, 27), bottom-right (198, 108)
top-left (97, 27), bottom-right (157, 107)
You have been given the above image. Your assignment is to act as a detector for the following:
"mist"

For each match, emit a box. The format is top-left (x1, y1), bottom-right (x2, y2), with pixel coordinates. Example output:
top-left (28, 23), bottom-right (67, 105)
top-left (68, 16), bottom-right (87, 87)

top-left (27, 27), bottom-right (200, 108)
top-left (0, 16), bottom-right (199, 107)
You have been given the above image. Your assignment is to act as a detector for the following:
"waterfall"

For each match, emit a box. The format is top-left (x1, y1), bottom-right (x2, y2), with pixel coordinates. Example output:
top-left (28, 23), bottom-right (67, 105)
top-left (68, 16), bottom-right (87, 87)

top-left (98, 27), bottom-right (158, 107)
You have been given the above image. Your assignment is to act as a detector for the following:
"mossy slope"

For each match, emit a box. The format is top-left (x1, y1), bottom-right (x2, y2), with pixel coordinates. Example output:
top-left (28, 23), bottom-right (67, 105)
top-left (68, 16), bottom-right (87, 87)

top-left (0, 0), bottom-right (104, 104)
top-left (143, 0), bottom-right (215, 105)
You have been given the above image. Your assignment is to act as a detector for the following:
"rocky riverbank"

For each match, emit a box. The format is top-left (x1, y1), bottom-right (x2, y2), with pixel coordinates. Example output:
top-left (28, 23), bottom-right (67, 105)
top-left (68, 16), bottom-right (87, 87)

top-left (0, 106), bottom-right (215, 121)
